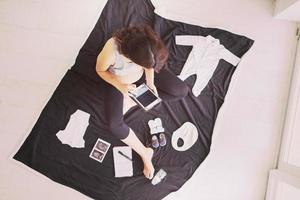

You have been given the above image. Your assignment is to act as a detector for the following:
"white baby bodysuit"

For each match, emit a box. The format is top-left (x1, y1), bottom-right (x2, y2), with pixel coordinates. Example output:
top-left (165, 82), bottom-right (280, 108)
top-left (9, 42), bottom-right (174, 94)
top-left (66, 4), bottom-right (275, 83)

top-left (56, 109), bottom-right (90, 148)
top-left (175, 35), bottom-right (241, 96)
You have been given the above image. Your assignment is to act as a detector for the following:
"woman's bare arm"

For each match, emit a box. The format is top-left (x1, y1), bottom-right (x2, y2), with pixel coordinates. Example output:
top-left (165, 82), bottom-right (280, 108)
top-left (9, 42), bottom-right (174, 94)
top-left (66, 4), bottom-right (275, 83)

top-left (144, 67), bottom-right (158, 95)
top-left (144, 67), bottom-right (154, 85)
top-left (95, 38), bottom-right (122, 90)
top-left (96, 38), bottom-right (136, 95)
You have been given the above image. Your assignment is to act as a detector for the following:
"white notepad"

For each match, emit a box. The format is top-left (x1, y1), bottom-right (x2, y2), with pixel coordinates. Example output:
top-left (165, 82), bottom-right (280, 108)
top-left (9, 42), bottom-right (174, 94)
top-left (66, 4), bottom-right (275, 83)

top-left (113, 146), bottom-right (133, 178)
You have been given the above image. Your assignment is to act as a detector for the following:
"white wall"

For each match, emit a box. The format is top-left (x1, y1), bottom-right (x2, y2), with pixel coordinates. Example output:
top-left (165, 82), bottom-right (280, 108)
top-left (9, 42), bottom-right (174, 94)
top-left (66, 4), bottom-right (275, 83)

top-left (265, 22), bottom-right (300, 200)
top-left (274, 0), bottom-right (300, 21)
top-left (266, 170), bottom-right (300, 200)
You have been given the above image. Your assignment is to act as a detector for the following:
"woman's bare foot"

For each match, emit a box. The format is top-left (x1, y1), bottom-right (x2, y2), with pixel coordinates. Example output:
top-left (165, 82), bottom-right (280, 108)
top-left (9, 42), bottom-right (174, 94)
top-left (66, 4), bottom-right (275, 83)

top-left (142, 147), bottom-right (155, 179)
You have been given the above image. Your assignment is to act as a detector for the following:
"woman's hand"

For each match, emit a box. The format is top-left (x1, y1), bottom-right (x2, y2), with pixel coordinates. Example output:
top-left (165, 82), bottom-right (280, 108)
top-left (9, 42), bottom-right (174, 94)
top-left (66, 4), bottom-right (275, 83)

top-left (144, 67), bottom-right (158, 96)
top-left (116, 83), bottom-right (136, 96)
top-left (146, 82), bottom-right (158, 96)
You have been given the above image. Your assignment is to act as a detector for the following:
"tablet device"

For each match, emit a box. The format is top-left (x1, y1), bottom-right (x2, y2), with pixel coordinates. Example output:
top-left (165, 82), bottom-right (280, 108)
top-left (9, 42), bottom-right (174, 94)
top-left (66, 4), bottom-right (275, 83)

top-left (128, 83), bottom-right (161, 111)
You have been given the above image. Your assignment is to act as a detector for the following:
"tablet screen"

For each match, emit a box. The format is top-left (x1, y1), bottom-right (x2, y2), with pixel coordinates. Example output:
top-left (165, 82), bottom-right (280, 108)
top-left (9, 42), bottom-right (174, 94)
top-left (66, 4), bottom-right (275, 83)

top-left (136, 90), bottom-right (158, 107)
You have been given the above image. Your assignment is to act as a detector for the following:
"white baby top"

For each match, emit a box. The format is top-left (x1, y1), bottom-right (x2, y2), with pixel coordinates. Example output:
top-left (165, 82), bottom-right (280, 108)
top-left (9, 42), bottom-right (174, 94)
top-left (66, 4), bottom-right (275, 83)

top-left (56, 109), bottom-right (90, 148)
top-left (108, 38), bottom-right (143, 76)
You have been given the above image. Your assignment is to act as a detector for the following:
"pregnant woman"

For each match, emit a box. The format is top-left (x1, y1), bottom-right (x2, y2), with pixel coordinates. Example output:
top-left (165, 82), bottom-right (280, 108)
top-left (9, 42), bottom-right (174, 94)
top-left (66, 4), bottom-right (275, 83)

top-left (95, 24), bottom-right (188, 179)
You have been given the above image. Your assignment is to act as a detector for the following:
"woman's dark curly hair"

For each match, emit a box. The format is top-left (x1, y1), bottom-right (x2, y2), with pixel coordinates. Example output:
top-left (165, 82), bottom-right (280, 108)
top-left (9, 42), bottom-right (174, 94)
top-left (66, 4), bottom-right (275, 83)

top-left (112, 24), bottom-right (169, 73)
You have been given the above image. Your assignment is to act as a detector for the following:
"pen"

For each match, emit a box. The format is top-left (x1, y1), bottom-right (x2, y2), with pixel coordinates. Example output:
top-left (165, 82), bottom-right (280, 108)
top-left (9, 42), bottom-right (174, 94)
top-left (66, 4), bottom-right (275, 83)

top-left (118, 151), bottom-right (133, 161)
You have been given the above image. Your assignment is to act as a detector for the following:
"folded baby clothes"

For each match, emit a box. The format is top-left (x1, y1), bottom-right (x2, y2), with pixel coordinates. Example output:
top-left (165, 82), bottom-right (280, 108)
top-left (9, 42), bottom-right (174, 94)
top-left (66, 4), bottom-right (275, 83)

top-left (148, 118), bottom-right (165, 135)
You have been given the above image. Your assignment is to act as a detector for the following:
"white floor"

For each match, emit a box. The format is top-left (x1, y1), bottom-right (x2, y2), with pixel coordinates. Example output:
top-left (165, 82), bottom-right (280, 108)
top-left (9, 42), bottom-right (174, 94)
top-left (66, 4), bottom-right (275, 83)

top-left (0, 0), bottom-right (298, 199)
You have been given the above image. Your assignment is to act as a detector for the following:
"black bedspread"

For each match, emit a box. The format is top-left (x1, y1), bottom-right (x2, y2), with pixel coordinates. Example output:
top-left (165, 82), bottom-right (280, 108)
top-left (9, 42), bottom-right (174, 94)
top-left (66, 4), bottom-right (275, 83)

top-left (13, 0), bottom-right (254, 199)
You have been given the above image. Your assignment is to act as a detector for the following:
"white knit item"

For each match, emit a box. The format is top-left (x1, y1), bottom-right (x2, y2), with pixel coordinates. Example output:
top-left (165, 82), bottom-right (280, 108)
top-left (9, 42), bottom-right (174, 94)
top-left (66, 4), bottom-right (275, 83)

top-left (148, 118), bottom-right (165, 135)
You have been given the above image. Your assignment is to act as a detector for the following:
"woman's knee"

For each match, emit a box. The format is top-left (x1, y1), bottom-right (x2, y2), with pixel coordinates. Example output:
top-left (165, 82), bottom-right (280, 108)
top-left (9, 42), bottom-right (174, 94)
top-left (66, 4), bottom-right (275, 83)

top-left (180, 83), bottom-right (189, 98)
top-left (170, 82), bottom-right (189, 98)
top-left (107, 121), bottom-right (129, 140)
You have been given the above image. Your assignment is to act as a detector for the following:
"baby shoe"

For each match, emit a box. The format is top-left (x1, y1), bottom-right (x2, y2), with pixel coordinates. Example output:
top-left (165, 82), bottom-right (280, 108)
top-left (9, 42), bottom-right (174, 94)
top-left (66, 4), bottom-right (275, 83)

top-left (151, 169), bottom-right (167, 185)
top-left (151, 135), bottom-right (159, 148)
top-left (158, 133), bottom-right (167, 147)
